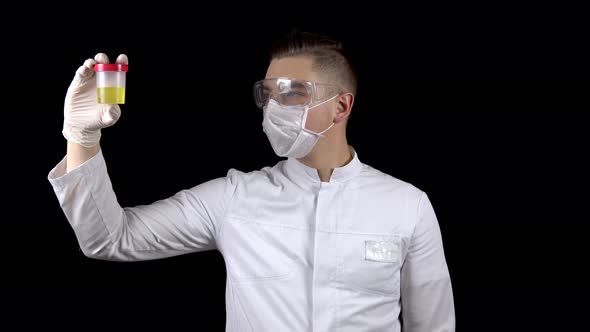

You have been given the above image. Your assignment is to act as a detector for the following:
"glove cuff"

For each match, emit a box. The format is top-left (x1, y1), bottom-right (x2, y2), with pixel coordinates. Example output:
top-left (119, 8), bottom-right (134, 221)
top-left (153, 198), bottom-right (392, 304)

top-left (62, 126), bottom-right (102, 148)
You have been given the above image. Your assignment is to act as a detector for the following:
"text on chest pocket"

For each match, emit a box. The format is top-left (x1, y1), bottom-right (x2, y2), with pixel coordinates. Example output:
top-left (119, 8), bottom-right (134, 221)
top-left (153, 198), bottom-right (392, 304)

top-left (338, 234), bottom-right (402, 297)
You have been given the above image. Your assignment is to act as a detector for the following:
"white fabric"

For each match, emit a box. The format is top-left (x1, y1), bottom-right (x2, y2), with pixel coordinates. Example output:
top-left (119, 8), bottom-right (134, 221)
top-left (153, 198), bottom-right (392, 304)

top-left (48, 147), bottom-right (455, 332)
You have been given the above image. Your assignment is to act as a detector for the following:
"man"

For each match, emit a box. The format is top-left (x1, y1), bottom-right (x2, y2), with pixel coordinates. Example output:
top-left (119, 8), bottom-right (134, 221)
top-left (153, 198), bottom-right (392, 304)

top-left (48, 31), bottom-right (455, 331)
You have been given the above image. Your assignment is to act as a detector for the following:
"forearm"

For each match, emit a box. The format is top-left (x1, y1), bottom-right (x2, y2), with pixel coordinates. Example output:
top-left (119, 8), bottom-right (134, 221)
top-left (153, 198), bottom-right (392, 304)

top-left (67, 141), bottom-right (100, 173)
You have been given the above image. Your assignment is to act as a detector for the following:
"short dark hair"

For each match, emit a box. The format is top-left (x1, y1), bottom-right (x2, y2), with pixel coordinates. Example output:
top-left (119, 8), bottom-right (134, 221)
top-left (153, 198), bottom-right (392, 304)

top-left (269, 31), bottom-right (357, 96)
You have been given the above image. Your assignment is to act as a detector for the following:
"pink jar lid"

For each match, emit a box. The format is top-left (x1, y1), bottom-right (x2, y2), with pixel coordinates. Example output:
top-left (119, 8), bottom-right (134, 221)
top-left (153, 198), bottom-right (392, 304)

top-left (94, 64), bottom-right (129, 72)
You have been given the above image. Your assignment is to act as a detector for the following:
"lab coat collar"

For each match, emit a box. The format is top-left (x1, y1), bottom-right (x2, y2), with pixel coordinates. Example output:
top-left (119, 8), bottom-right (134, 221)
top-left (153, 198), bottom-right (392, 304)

top-left (286, 146), bottom-right (362, 184)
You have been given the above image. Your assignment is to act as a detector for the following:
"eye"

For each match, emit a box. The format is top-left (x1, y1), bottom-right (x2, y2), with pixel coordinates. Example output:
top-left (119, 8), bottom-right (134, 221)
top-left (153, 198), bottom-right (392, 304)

top-left (285, 91), bottom-right (304, 97)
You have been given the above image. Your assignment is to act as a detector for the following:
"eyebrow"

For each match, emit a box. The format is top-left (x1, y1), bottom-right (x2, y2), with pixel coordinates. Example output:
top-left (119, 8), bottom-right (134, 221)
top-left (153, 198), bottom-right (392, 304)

top-left (289, 81), bottom-right (307, 90)
top-left (262, 82), bottom-right (275, 91)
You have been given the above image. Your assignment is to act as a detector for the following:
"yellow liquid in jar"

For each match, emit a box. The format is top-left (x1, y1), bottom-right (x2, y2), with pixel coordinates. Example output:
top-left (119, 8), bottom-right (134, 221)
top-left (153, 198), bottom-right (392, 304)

top-left (97, 87), bottom-right (126, 104)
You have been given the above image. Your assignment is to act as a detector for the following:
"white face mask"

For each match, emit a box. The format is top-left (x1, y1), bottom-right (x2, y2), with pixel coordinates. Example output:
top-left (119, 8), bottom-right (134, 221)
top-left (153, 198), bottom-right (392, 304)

top-left (262, 97), bottom-right (336, 159)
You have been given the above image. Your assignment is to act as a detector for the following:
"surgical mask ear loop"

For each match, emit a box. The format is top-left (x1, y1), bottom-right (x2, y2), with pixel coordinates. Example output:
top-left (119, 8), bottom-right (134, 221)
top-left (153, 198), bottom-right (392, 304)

top-left (301, 94), bottom-right (339, 136)
top-left (316, 122), bottom-right (335, 136)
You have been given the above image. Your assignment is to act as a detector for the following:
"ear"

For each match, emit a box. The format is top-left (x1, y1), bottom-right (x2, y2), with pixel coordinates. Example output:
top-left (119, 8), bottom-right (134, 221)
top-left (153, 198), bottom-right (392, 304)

top-left (334, 93), bottom-right (355, 124)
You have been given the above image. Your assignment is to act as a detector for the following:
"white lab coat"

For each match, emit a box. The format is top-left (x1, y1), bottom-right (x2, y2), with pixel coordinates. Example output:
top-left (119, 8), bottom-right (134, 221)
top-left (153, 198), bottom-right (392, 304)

top-left (48, 147), bottom-right (455, 332)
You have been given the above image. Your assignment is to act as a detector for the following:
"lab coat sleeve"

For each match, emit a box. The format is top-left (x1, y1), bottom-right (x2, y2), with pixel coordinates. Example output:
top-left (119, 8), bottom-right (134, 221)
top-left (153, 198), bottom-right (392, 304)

top-left (48, 149), bottom-right (237, 262)
top-left (400, 192), bottom-right (455, 332)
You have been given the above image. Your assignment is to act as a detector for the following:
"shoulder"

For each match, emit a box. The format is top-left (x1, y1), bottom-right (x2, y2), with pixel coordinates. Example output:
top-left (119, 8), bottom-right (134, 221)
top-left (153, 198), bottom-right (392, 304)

top-left (355, 162), bottom-right (438, 238)
top-left (357, 162), bottom-right (426, 210)
top-left (181, 163), bottom-right (284, 213)
top-left (225, 160), bottom-right (287, 189)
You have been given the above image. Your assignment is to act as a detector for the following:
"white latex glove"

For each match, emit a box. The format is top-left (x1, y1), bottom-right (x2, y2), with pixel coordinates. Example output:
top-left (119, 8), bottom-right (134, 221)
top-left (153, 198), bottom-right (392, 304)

top-left (62, 53), bottom-right (128, 147)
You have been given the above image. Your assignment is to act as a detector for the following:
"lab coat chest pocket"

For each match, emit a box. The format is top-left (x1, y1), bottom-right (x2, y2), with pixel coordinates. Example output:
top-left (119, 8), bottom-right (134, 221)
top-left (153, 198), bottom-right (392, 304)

top-left (337, 233), bottom-right (402, 297)
top-left (221, 217), bottom-right (293, 283)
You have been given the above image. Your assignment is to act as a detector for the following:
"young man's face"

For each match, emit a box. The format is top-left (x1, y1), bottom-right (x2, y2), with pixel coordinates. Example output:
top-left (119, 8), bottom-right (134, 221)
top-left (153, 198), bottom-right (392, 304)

top-left (265, 56), bottom-right (336, 133)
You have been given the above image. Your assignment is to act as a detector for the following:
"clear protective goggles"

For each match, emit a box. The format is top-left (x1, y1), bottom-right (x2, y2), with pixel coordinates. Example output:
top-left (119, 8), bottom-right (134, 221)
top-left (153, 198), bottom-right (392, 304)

top-left (253, 77), bottom-right (342, 109)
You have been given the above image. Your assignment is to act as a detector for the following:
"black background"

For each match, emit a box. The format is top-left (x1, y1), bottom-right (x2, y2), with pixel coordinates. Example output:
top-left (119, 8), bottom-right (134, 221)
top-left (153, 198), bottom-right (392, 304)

top-left (3, 3), bottom-right (588, 331)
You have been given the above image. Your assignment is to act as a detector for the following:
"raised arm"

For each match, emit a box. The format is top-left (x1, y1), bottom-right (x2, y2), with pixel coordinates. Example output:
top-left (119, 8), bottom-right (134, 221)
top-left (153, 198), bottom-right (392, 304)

top-left (49, 53), bottom-right (237, 261)
top-left (49, 150), bottom-right (237, 261)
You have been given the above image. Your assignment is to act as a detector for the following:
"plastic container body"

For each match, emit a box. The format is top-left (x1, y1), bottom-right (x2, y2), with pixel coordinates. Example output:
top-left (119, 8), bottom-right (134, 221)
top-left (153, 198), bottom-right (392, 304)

top-left (94, 64), bottom-right (128, 104)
